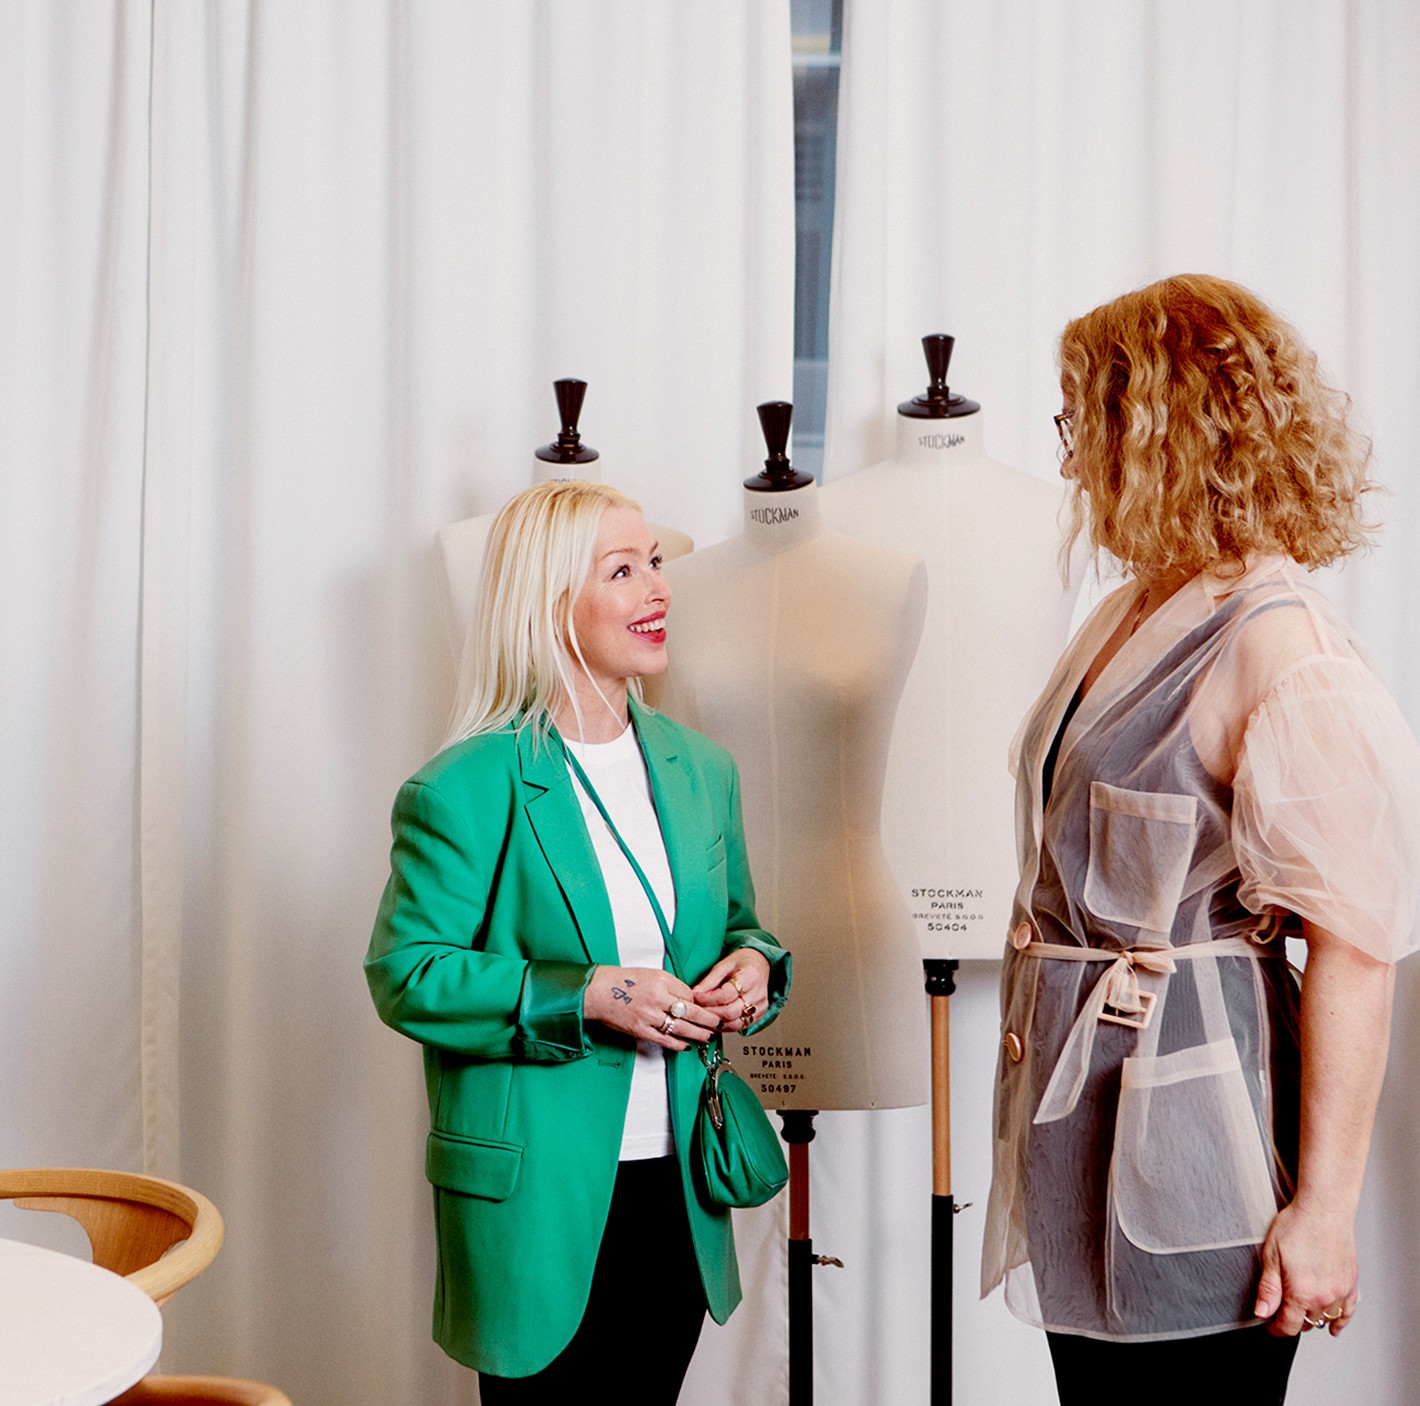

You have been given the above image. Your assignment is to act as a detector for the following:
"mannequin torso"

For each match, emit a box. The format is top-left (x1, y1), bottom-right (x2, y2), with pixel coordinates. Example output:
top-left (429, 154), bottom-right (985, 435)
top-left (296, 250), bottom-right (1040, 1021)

top-left (659, 481), bottom-right (929, 1109)
top-left (820, 409), bottom-right (1079, 959)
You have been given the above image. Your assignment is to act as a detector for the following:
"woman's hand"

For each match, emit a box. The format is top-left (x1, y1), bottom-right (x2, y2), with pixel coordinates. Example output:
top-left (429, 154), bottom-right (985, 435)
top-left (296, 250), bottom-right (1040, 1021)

top-left (692, 949), bottom-right (771, 1033)
top-left (1254, 1199), bottom-right (1358, 1337)
top-left (584, 966), bottom-right (720, 1050)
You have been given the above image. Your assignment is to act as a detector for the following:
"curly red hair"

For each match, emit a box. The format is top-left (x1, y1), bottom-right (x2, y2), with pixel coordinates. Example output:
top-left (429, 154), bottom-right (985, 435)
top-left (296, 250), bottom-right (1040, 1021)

top-left (1059, 274), bottom-right (1375, 582)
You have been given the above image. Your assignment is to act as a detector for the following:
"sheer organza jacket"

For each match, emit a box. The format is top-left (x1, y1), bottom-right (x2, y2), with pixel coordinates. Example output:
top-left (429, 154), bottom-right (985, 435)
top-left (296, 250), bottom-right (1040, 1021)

top-left (982, 555), bottom-right (1420, 1341)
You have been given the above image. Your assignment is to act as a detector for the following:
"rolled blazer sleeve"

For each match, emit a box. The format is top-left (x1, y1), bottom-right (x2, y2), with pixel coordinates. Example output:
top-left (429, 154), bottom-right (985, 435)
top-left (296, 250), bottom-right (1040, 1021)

top-left (364, 775), bottom-right (594, 1062)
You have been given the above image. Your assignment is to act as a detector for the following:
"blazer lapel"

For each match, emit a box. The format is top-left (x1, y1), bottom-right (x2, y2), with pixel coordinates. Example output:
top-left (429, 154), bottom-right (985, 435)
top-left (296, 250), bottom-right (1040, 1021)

top-left (518, 725), bottom-right (620, 967)
top-left (630, 699), bottom-right (702, 982)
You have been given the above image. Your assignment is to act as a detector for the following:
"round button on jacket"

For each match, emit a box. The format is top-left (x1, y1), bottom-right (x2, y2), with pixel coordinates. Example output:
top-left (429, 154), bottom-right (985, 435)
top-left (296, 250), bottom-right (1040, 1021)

top-left (1003, 1031), bottom-right (1025, 1062)
top-left (1010, 921), bottom-right (1034, 951)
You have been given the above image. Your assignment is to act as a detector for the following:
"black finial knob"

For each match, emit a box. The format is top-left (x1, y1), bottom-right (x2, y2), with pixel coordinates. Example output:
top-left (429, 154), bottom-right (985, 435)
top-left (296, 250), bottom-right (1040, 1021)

top-left (535, 378), bottom-right (600, 465)
top-left (923, 334), bottom-right (954, 395)
top-left (744, 401), bottom-right (814, 491)
top-left (759, 401), bottom-right (792, 467)
top-left (898, 334), bottom-right (981, 420)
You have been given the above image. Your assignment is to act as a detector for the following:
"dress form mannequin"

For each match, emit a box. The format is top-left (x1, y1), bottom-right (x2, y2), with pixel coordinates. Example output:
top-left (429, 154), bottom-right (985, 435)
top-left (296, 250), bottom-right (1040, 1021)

top-left (820, 336), bottom-right (1079, 960)
top-left (659, 403), bottom-right (929, 1110)
top-left (435, 378), bottom-right (694, 663)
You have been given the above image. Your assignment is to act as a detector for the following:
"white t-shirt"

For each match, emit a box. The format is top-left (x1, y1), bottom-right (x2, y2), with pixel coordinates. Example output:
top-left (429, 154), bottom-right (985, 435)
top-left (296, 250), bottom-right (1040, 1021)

top-left (564, 725), bottom-right (678, 1160)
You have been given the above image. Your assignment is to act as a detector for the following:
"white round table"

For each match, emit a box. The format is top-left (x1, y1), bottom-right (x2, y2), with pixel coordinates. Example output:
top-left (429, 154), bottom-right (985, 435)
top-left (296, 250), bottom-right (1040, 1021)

top-left (0, 1237), bottom-right (162, 1406)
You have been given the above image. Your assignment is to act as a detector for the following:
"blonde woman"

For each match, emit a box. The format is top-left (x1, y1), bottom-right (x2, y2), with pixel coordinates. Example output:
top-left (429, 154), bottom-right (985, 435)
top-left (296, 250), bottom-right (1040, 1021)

top-left (366, 481), bottom-right (790, 1402)
top-left (982, 275), bottom-right (1420, 1404)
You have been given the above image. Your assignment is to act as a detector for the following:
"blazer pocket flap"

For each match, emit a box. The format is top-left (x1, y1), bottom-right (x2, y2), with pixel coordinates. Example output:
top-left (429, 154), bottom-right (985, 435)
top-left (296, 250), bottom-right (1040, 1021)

top-left (426, 1130), bottom-right (523, 1201)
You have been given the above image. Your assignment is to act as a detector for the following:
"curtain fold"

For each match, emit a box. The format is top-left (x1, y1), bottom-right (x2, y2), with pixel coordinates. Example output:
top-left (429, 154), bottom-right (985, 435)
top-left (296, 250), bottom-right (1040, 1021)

top-left (1, 0), bottom-right (152, 1180)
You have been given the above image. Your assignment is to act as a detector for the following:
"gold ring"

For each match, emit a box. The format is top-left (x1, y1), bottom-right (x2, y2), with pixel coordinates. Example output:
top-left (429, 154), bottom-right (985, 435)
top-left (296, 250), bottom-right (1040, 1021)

top-left (1304, 1314), bottom-right (1327, 1330)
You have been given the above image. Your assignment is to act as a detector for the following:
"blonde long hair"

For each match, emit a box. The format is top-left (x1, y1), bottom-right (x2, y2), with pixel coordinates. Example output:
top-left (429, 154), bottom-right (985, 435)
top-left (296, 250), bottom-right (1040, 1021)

top-left (444, 480), bottom-right (643, 749)
top-left (1059, 274), bottom-right (1376, 582)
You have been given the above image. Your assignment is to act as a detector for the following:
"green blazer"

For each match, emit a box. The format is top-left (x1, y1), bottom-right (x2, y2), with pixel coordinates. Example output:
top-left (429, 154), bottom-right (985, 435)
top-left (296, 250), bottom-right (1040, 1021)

top-left (365, 698), bottom-right (790, 1377)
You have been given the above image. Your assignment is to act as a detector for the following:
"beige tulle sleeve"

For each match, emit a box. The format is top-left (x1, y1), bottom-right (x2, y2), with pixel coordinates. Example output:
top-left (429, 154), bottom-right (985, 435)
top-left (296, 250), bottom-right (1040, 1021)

top-left (1233, 656), bottom-right (1420, 962)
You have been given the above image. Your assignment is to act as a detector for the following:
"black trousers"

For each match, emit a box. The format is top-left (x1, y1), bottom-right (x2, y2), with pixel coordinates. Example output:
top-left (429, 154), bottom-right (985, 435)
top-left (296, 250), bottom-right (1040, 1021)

top-left (478, 1156), bottom-right (707, 1405)
top-left (1047, 1325), bottom-right (1302, 1406)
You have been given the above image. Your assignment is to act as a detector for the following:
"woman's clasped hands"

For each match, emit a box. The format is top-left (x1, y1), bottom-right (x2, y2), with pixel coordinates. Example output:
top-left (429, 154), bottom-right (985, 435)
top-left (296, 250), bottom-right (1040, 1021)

top-left (585, 966), bottom-right (720, 1050)
top-left (585, 949), bottom-right (771, 1051)
top-left (692, 950), bottom-right (771, 1035)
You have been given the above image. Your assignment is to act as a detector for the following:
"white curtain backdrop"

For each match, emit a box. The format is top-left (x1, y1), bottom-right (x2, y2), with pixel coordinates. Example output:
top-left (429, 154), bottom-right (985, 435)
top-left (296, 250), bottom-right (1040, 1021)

top-left (8, 3), bottom-right (1420, 1405)
top-left (1, 2), bottom-right (154, 1183)
top-left (822, 2), bottom-right (1420, 1403)
top-left (2, 3), bottom-right (793, 1403)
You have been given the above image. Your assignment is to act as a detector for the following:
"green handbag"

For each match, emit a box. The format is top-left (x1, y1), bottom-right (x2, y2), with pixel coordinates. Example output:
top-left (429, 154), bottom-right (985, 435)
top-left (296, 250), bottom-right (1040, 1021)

top-left (695, 1038), bottom-right (789, 1208)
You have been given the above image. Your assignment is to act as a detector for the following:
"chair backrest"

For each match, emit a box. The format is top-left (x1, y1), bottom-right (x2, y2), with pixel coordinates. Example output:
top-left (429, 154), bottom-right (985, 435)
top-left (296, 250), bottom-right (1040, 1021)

top-left (112, 1377), bottom-right (294, 1406)
top-left (0, 1167), bottom-right (224, 1305)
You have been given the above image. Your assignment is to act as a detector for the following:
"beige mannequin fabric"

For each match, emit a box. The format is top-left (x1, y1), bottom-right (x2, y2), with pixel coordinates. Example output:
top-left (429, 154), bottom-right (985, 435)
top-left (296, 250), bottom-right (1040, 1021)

top-left (435, 459), bottom-right (693, 665)
top-left (659, 481), bottom-right (929, 1109)
top-left (821, 409), bottom-right (1078, 959)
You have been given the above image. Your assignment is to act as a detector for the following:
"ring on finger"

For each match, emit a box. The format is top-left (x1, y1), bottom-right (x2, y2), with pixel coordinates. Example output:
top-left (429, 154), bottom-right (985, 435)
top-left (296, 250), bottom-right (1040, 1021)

top-left (1322, 1307), bottom-right (1343, 1322)
top-left (660, 1016), bottom-right (677, 1036)
top-left (730, 976), bottom-right (744, 996)
top-left (669, 999), bottom-right (688, 1020)
top-left (1303, 1314), bottom-right (1327, 1330)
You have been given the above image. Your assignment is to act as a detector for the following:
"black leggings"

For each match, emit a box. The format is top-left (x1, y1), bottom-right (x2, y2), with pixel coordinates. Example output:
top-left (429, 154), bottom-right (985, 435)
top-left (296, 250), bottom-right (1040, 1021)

top-left (478, 1156), bottom-right (707, 1405)
top-left (1047, 1325), bottom-right (1301, 1406)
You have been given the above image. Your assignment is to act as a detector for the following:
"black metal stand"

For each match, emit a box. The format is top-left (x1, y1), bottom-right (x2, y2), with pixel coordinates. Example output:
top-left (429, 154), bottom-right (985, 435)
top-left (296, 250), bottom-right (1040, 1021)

top-left (779, 1109), bottom-right (819, 1406)
top-left (924, 958), bottom-right (962, 1406)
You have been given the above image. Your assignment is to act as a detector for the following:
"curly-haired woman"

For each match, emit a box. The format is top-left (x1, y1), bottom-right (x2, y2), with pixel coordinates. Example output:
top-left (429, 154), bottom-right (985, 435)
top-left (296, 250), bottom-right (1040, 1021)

top-left (982, 275), bottom-right (1420, 1405)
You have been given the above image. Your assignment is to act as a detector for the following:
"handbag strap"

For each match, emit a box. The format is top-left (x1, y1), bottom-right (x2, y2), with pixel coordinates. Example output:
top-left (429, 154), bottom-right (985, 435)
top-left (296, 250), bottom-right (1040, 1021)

top-left (563, 736), bottom-right (722, 1073)
top-left (563, 740), bottom-right (673, 947)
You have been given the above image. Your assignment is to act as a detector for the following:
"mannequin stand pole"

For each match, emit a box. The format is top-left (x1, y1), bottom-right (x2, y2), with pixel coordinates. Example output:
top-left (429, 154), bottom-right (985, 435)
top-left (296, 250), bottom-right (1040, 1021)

top-left (779, 1109), bottom-right (819, 1406)
top-left (924, 959), bottom-right (961, 1406)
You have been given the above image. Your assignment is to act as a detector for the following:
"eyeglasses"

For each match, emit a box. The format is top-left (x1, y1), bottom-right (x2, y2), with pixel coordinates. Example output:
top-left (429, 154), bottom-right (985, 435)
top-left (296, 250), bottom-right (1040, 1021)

top-left (1054, 412), bottom-right (1074, 454)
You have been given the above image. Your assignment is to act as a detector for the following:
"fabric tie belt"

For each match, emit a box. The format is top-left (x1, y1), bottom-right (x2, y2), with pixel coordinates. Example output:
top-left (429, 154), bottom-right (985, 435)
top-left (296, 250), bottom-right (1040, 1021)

top-left (1022, 937), bottom-right (1282, 1125)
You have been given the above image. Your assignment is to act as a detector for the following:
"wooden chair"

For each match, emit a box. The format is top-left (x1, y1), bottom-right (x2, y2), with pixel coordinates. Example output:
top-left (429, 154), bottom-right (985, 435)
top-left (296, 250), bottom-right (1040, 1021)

top-left (111, 1377), bottom-right (293, 1406)
top-left (0, 1167), bottom-right (224, 1305)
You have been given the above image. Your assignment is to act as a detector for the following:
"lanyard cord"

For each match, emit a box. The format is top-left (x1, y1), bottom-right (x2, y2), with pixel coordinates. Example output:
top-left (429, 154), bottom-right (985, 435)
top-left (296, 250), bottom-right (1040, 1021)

top-left (563, 739), bottom-right (723, 1072)
top-left (562, 741), bottom-right (673, 950)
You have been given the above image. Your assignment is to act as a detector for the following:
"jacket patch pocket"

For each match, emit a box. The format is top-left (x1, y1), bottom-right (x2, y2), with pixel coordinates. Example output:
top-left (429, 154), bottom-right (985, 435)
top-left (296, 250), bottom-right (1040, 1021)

top-left (1084, 782), bottom-right (1197, 934)
top-left (1111, 1038), bottom-right (1278, 1254)
top-left (426, 1130), bottom-right (523, 1202)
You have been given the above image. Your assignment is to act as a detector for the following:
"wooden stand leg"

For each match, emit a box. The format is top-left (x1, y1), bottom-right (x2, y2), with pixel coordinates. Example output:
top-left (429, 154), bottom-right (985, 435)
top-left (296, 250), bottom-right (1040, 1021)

top-left (924, 959), bottom-right (960, 1406)
top-left (779, 1109), bottom-right (819, 1406)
